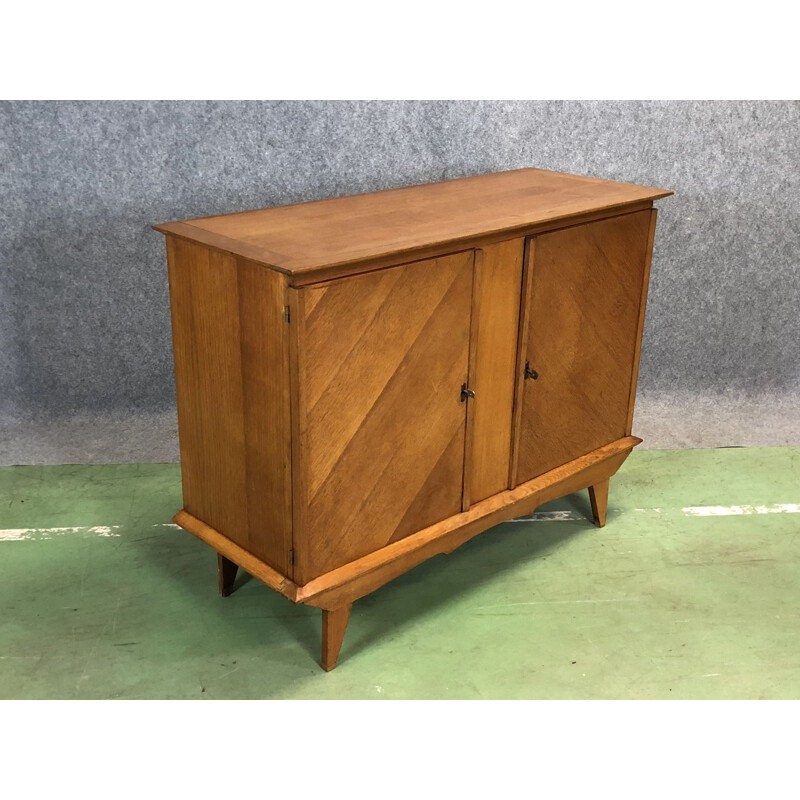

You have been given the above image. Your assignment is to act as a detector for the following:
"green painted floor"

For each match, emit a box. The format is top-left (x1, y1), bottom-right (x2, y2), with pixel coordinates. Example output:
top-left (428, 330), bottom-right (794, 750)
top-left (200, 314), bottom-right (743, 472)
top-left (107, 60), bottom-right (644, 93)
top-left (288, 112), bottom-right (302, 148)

top-left (1, 447), bottom-right (798, 699)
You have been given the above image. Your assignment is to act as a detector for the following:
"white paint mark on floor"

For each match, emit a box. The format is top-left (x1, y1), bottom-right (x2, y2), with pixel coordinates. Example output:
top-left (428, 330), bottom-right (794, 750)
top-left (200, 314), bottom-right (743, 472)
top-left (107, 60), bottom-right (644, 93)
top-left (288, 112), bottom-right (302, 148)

top-left (2, 503), bottom-right (798, 542)
top-left (0, 655), bottom-right (43, 660)
top-left (511, 510), bottom-right (584, 522)
top-left (507, 507), bottom-right (667, 523)
top-left (0, 522), bottom-right (178, 541)
top-left (682, 503), bottom-right (800, 516)
top-left (506, 503), bottom-right (799, 524)
top-left (0, 525), bottom-right (122, 541)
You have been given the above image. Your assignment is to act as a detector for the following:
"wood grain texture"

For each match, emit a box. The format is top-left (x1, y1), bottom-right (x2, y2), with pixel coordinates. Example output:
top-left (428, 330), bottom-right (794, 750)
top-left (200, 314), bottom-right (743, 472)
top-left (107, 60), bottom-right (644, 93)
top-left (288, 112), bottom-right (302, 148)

top-left (291, 252), bottom-right (475, 582)
top-left (155, 168), bottom-right (671, 280)
top-left (166, 237), bottom-right (292, 574)
top-left (321, 605), bottom-right (352, 671)
top-left (173, 437), bottom-right (640, 611)
top-left (626, 209), bottom-right (659, 435)
top-left (157, 221), bottom-right (289, 271)
top-left (285, 204), bottom-right (655, 287)
top-left (513, 210), bottom-right (653, 485)
top-left (158, 167), bottom-right (670, 671)
top-left (468, 238), bottom-right (524, 505)
top-left (297, 436), bottom-right (641, 610)
top-left (174, 510), bottom-right (296, 599)
top-left (238, 257), bottom-right (294, 574)
top-left (589, 479), bottom-right (610, 528)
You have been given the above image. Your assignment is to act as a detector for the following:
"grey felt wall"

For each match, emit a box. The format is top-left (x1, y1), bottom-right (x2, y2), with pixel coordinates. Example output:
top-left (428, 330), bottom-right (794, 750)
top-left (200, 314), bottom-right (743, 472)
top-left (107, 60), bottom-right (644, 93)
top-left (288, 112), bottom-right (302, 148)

top-left (1, 101), bottom-right (798, 463)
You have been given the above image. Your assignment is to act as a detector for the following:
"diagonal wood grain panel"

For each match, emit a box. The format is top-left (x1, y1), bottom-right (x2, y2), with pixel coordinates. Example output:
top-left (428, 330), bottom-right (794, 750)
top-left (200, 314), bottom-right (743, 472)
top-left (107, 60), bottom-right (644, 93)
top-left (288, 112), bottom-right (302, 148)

top-left (514, 210), bottom-right (654, 484)
top-left (294, 251), bottom-right (474, 580)
top-left (302, 254), bottom-right (472, 499)
top-left (389, 426), bottom-right (465, 544)
top-left (303, 267), bottom-right (404, 413)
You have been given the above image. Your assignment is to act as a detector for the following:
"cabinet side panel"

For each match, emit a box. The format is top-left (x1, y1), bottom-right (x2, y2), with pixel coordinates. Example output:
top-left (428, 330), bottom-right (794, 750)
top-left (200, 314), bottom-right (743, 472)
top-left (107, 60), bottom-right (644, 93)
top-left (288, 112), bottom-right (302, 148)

top-left (237, 259), bottom-right (293, 574)
top-left (166, 237), bottom-right (292, 573)
top-left (468, 238), bottom-right (524, 504)
top-left (166, 237), bottom-right (249, 551)
top-left (625, 209), bottom-right (658, 435)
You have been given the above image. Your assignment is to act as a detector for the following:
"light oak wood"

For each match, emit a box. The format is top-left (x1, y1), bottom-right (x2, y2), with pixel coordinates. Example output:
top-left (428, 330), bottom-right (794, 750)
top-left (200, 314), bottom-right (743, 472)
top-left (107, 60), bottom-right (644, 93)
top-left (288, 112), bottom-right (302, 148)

top-left (155, 168), bottom-right (671, 283)
top-left (589, 479), bottom-right (610, 528)
top-left (296, 437), bottom-right (640, 611)
top-left (158, 168), bottom-right (670, 670)
top-left (291, 252), bottom-right (475, 582)
top-left (286, 203), bottom-right (657, 287)
top-left (174, 509), bottom-right (293, 597)
top-left (469, 239), bottom-right (524, 504)
top-left (160, 205), bottom-right (658, 289)
top-left (626, 210), bottom-right (659, 435)
top-left (167, 239), bottom-right (292, 575)
top-left (321, 605), bottom-right (352, 671)
top-left (513, 210), bottom-right (654, 485)
top-left (174, 437), bottom-right (639, 611)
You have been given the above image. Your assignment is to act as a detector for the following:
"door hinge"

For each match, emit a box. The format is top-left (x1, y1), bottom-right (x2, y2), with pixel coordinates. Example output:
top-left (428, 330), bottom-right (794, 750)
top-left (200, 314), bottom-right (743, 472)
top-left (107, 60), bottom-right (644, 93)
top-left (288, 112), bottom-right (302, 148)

top-left (524, 361), bottom-right (539, 381)
top-left (460, 383), bottom-right (476, 402)
top-left (284, 305), bottom-right (291, 323)
top-left (288, 548), bottom-right (295, 566)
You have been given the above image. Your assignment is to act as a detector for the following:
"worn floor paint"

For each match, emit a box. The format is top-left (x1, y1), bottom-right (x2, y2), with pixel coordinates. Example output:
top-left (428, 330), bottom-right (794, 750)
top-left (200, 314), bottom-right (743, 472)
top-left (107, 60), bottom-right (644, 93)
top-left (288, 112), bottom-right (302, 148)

top-left (1, 447), bottom-right (798, 699)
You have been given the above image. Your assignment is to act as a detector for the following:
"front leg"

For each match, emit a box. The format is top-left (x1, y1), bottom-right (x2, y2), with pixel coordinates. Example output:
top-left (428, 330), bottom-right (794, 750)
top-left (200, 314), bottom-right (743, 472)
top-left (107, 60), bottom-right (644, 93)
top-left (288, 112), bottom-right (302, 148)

top-left (321, 604), bottom-right (353, 671)
top-left (588, 479), bottom-right (610, 527)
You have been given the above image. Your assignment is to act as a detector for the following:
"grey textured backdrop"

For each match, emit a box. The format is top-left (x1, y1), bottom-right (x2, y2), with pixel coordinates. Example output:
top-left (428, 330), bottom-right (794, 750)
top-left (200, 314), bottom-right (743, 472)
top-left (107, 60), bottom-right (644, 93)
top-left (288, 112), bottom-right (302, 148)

top-left (1, 101), bottom-right (798, 464)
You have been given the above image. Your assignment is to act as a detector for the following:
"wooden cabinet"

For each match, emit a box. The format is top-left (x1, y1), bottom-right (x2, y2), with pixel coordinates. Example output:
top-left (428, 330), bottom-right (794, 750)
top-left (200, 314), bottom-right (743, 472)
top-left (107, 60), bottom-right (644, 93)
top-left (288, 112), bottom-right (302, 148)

top-left (155, 168), bottom-right (672, 670)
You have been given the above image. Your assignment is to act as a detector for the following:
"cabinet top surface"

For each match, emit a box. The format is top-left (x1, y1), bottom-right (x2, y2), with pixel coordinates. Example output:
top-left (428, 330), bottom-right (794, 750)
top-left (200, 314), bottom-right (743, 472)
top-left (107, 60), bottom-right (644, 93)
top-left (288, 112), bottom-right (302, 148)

top-left (154, 168), bottom-right (672, 276)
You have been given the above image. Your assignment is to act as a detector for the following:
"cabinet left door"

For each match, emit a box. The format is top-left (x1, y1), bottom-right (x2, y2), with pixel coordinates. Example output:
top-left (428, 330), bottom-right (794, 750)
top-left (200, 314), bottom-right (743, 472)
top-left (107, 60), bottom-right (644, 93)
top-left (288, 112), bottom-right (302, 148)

top-left (291, 251), bottom-right (476, 583)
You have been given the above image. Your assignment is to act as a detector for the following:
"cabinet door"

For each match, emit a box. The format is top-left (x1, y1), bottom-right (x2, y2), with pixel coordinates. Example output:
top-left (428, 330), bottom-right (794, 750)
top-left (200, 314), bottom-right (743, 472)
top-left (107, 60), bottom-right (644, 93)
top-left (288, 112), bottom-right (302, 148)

top-left (512, 210), bottom-right (655, 485)
top-left (291, 251), bottom-right (475, 582)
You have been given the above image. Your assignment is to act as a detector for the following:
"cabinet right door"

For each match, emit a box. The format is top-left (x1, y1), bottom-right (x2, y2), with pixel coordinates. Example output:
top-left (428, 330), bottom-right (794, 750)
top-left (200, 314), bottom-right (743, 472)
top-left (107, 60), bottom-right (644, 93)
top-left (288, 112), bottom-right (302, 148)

top-left (513, 209), bottom-right (656, 485)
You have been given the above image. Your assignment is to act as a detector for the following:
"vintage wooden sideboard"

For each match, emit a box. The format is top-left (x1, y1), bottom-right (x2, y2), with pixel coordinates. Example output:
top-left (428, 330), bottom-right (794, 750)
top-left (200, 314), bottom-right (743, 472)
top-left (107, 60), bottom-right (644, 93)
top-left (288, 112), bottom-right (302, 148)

top-left (154, 168), bottom-right (672, 670)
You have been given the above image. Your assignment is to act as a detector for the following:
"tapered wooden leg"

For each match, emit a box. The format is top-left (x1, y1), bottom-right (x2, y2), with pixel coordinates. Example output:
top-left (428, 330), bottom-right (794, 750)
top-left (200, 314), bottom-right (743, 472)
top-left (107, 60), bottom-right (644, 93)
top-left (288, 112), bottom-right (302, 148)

top-left (321, 604), bottom-right (352, 672)
top-left (588, 479), bottom-right (610, 527)
top-left (218, 554), bottom-right (238, 597)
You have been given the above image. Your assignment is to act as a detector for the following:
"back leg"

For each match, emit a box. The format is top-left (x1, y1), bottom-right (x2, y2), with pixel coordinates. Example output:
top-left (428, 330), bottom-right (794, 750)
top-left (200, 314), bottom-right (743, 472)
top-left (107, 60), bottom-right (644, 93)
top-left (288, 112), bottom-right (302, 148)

top-left (589, 479), bottom-right (610, 527)
top-left (218, 554), bottom-right (239, 597)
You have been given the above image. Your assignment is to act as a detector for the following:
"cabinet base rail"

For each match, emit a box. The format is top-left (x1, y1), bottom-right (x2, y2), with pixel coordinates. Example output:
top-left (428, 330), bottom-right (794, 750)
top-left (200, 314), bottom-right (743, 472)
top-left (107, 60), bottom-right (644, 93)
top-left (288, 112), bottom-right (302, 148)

top-left (173, 435), bottom-right (640, 670)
